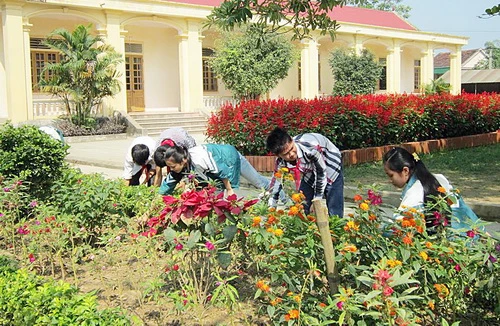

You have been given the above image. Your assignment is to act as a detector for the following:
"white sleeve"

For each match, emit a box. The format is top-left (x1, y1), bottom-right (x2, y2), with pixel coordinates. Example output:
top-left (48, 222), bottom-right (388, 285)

top-left (400, 180), bottom-right (425, 210)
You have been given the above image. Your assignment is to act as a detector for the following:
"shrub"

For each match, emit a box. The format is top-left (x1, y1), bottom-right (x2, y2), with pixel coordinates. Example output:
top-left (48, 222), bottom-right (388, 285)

top-left (0, 261), bottom-right (131, 325)
top-left (0, 123), bottom-right (68, 199)
top-left (329, 48), bottom-right (383, 96)
top-left (206, 93), bottom-right (500, 154)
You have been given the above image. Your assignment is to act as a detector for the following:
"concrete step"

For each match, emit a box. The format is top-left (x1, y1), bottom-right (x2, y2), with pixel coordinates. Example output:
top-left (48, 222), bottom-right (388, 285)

top-left (129, 111), bottom-right (208, 136)
top-left (133, 118), bottom-right (207, 125)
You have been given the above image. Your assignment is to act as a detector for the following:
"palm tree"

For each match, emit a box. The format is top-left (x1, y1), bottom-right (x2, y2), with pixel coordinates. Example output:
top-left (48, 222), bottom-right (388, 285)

top-left (39, 24), bottom-right (122, 126)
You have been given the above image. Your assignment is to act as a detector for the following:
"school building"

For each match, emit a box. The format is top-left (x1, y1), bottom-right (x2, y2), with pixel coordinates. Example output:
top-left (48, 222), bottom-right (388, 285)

top-left (0, 0), bottom-right (468, 123)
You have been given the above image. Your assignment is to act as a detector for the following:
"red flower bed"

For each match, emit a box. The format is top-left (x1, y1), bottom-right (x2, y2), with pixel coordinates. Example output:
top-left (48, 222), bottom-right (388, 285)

top-left (206, 93), bottom-right (500, 155)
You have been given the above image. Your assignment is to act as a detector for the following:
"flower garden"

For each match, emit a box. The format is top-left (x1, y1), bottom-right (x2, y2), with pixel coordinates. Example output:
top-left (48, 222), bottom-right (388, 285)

top-left (0, 91), bottom-right (499, 325)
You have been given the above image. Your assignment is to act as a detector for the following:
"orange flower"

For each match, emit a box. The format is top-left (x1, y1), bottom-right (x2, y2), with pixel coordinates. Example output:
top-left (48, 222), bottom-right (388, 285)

top-left (415, 225), bottom-right (424, 234)
top-left (266, 227), bottom-right (274, 233)
top-left (425, 241), bottom-right (433, 249)
top-left (284, 314), bottom-right (290, 321)
top-left (369, 214), bottom-right (377, 221)
top-left (434, 283), bottom-right (449, 298)
top-left (288, 205), bottom-right (300, 216)
top-left (318, 302), bottom-right (327, 308)
top-left (288, 309), bottom-right (300, 319)
top-left (270, 298), bottom-right (282, 306)
top-left (266, 215), bottom-right (277, 225)
top-left (402, 233), bottom-right (413, 245)
top-left (437, 186), bottom-right (446, 194)
top-left (353, 194), bottom-right (363, 201)
top-left (261, 284), bottom-right (271, 292)
top-left (274, 171), bottom-right (282, 178)
top-left (428, 300), bottom-right (435, 310)
top-left (256, 280), bottom-right (266, 289)
top-left (343, 244), bottom-right (358, 253)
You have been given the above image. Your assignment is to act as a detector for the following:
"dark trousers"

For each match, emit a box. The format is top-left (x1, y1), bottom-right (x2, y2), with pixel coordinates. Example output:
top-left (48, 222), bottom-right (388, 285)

top-left (300, 169), bottom-right (344, 218)
top-left (130, 164), bottom-right (153, 186)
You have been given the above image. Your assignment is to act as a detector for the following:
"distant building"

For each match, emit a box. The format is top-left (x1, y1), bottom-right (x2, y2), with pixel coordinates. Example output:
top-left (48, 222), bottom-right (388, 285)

top-left (0, 1), bottom-right (468, 123)
top-left (434, 49), bottom-right (488, 79)
top-left (441, 69), bottom-right (500, 93)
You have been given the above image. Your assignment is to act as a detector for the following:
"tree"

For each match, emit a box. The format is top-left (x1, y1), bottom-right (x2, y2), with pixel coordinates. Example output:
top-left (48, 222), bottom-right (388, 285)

top-left (347, 0), bottom-right (411, 19)
top-left (207, 0), bottom-right (412, 40)
top-left (474, 40), bottom-right (500, 69)
top-left (209, 26), bottom-right (297, 100)
top-left (328, 48), bottom-right (382, 96)
top-left (39, 24), bottom-right (122, 127)
top-left (483, 3), bottom-right (500, 17)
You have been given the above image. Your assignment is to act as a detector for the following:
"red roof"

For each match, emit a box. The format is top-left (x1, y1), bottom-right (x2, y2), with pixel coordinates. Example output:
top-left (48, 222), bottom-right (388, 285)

top-left (434, 49), bottom-right (482, 68)
top-left (165, 1), bottom-right (416, 31)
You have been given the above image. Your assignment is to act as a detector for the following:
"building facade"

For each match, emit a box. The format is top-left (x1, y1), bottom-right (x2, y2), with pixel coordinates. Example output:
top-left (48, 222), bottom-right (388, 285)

top-left (0, 0), bottom-right (468, 123)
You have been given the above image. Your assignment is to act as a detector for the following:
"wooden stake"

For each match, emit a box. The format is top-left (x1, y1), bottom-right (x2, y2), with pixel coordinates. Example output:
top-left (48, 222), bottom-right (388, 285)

top-left (312, 200), bottom-right (338, 294)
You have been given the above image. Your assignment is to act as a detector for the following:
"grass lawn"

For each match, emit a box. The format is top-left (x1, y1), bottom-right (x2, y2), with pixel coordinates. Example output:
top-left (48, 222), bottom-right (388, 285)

top-left (344, 143), bottom-right (500, 203)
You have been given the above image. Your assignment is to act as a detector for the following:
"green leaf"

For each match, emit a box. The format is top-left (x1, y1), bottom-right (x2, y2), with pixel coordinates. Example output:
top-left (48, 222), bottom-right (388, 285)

top-left (217, 252), bottom-right (232, 269)
top-left (222, 225), bottom-right (238, 243)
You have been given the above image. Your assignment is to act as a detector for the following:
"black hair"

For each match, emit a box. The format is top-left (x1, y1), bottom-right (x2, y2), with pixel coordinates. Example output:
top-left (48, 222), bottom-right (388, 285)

top-left (131, 144), bottom-right (150, 165)
top-left (153, 146), bottom-right (168, 168)
top-left (383, 147), bottom-right (440, 204)
top-left (266, 127), bottom-right (293, 155)
top-left (163, 145), bottom-right (190, 167)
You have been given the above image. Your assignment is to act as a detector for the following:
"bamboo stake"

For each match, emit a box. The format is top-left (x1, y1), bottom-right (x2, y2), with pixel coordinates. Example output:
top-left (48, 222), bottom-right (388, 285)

top-left (312, 200), bottom-right (339, 294)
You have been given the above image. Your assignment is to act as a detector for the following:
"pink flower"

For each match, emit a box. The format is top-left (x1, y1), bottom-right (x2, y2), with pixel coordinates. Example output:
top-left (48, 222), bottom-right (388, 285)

top-left (466, 230), bottom-right (476, 238)
top-left (374, 269), bottom-right (392, 283)
top-left (173, 264), bottom-right (179, 271)
top-left (175, 243), bottom-right (183, 250)
top-left (28, 253), bottom-right (35, 263)
top-left (383, 286), bottom-right (394, 296)
top-left (489, 255), bottom-right (497, 263)
top-left (454, 264), bottom-right (461, 272)
top-left (17, 226), bottom-right (29, 235)
top-left (336, 301), bottom-right (344, 310)
top-left (205, 241), bottom-right (215, 251)
top-left (367, 190), bottom-right (382, 205)
top-left (29, 201), bottom-right (38, 207)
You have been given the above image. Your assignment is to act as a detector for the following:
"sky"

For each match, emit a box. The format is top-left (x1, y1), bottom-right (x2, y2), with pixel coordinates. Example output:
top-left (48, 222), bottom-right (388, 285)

top-left (403, 0), bottom-right (500, 50)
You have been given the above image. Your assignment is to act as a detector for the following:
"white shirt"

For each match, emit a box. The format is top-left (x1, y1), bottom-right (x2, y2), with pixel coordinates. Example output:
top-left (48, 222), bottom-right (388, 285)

top-left (122, 136), bottom-right (156, 179)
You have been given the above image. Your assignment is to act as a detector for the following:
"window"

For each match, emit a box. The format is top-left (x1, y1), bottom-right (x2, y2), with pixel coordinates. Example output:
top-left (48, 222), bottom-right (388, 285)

top-left (202, 48), bottom-right (217, 92)
top-left (30, 38), bottom-right (60, 92)
top-left (378, 58), bottom-right (387, 91)
top-left (414, 60), bottom-right (421, 91)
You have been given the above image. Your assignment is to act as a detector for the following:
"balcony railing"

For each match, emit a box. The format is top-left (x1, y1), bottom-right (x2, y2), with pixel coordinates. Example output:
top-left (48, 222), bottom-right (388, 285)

top-left (203, 96), bottom-right (239, 111)
top-left (32, 99), bottom-right (100, 118)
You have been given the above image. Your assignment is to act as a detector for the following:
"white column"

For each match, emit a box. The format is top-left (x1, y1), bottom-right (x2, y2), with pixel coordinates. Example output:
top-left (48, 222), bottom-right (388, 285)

top-left (1, 3), bottom-right (29, 122)
top-left (449, 47), bottom-right (462, 95)
top-left (23, 20), bottom-right (33, 120)
top-left (386, 41), bottom-right (401, 93)
top-left (300, 38), bottom-right (319, 99)
top-left (420, 45), bottom-right (434, 87)
top-left (104, 12), bottom-right (127, 114)
top-left (353, 34), bottom-right (363, 55)
top-left (178, 20), bottom-right (203, 112)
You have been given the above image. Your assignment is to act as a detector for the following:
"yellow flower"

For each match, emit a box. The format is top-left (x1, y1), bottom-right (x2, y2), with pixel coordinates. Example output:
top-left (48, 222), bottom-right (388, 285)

top-left (359, 202), bottom-right (370, 211)
top-left (419, 251), bottom-right (429, 261)
top-left (280, 167), bottom-right (289, 173)
top-left (266, 227), bottom-right (274, 233)
top-left (343, 244), bottom-right (358, 252)
top-left (293, 295), bottom-right (301, 303)
top-left (344, 221), bottom-right (360, 232)
top-left (274, 228), bottom-right (284, 236)
top-left (428, 300), bottom-right (435, 310)
top-left (291, 193), bottom-right (303, 203)
top-left (387, 259), bottom-right (402, 268)
top-left (252, 216), bottom-right (261, 227)
top-left (447, 247), bottom-right (454, 254)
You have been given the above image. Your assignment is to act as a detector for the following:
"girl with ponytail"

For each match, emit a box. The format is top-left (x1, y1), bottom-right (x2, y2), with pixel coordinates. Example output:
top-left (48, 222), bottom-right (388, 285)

top-left (383, 147), bottom-right (479, 230)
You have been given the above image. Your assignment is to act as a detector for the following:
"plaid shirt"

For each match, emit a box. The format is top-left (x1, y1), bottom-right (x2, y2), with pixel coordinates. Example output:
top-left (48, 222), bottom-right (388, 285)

top-left (274, 133), bottom-right (342, 199)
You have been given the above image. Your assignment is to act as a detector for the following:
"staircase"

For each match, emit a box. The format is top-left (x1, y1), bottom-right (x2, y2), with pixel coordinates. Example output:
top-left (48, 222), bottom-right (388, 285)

top-left (129, 110), bottom-right (208, 137)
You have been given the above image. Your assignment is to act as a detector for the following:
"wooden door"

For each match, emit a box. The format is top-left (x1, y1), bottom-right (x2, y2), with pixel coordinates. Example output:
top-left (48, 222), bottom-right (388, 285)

top-left (125, 55), bottom-right (145, 111)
